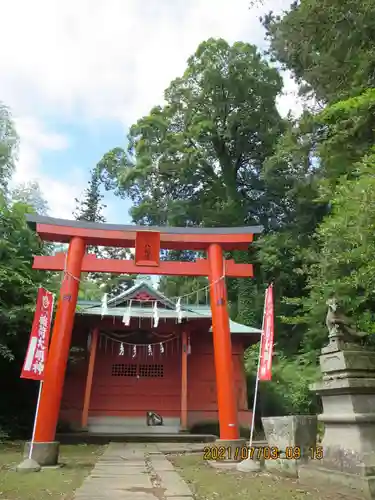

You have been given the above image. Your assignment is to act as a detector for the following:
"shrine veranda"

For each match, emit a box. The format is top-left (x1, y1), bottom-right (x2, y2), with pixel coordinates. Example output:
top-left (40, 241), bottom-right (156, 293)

top-left (24, 214), bottom-right (262, 465)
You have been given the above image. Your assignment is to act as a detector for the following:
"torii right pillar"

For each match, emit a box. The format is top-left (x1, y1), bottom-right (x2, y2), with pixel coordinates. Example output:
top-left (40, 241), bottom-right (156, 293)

top-left (208, 243), bottom-right (245, 453)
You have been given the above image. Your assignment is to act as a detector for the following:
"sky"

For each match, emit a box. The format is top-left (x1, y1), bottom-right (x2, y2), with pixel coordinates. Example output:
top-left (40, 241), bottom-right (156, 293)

top-left (0, 0), bottom-right (300, 224)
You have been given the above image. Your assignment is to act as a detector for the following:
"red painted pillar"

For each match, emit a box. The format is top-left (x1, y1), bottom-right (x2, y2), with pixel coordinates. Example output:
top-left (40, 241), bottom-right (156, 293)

top-left (34, 237), bottom-right (86, 443)
top-left (180, 330), bottom-right (188, 431)
top-left (208, 243), bottom-right (239, 440)
top-left (81, 327), bottom-right (99, 429)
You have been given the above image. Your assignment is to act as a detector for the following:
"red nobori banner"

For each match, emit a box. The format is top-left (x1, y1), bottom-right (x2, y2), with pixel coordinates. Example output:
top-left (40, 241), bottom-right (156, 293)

top-left (21, 288), bottom-right (54, 381)
top-left (259, 284), bottom-right (274, 381)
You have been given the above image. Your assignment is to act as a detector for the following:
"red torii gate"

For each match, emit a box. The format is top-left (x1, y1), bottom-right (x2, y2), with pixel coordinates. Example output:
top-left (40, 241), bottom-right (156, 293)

top-left (26, 215), bottom-right (262, 454)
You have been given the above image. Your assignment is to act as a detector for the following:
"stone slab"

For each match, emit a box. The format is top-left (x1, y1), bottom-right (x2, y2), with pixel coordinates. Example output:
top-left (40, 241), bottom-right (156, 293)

top-left (90, 469), bottom-right (147, 474)
top-left (150, 458), bottom-right (175, 471)
top-left (157, 470), bottom-right (192, 496)
top-left (92, 466), bottom-right (147, 472)
top-left (93, 463), bottom-right (145, 473)
top-left (92, 465), bottom-right (145, 468)
top-left (165, 497), bottom-right (194, 499)
top-left (90, 472), bottom-right (148, 477)
top-left (94, 461), bottom-right (131, 465)
top-left (156, 443), bottom-right (205, 453)
top-left (75, 493), bottom-right (156, 500)
top-left (83, 475), bottom-right (152, 488)
top-left (152, 463), bottom-right (175, 471)
top-left (73, 442), bottom-right (196, 500)
top-left (121, 451), bottom-right (147, 456)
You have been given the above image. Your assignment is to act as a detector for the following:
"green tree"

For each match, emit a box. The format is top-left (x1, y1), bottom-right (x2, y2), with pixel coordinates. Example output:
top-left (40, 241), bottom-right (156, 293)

top-left (245, 344), bottom-right (320, 419)
top-left (99, 38), bottom-right (284, 229)
top-left (263, 0), bottom-right (375, 103)
top-left (99, 38), bottom-right (285, 325)
top-left (0, 103), bottom-right (18, 194)
top-left (0, 196), bottom-right (45, 360)
top-left (73, 167), bottom-right (106, 223)
top-left (0, 193), bottom-right (56, 437)
top-left (261, 89), bottom-right (375, 355)
top-left (257, 0), bottom-right (375, 351)
top-left (315, 89), bottom-right (375, 190)
top-left (73, 166), bottom-right (135, 298)
top-left (298, 150), bottom-right (375, 353)
top-left (158, 276), bottom-right (209, 305)
top-left (11, 181), bottom-right (49, 215)
top-left (254, 111), bottom-right (329, 353)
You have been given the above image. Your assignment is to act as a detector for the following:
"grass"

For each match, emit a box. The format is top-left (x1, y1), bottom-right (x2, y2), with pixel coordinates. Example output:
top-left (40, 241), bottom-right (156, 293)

top-left (169, 454), bottom-right (359, 500)
top-left (0, 441), bottom-right (103, 500)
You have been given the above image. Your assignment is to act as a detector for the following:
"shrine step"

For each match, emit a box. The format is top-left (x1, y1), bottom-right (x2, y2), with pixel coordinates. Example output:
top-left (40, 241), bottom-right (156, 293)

top-left (87, 416), bottom-right (181, 435)
top-left (56, 432), bottom-right (217, 444)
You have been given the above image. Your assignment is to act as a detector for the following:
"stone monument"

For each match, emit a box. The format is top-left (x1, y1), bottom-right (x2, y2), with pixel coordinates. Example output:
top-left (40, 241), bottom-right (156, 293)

top-left (299, 297), bottom-right (375, 498)
top-left (261, 415), bottom-right (317, 477)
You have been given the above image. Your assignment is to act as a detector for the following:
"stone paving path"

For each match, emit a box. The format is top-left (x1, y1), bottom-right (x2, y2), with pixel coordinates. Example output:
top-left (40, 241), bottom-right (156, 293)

top-left (74, 442), bottom-right (194, 500)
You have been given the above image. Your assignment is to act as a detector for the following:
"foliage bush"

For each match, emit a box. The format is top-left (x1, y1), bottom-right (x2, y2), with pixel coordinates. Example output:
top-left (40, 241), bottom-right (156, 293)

top-left (245, 345), bottom-right (321, 418)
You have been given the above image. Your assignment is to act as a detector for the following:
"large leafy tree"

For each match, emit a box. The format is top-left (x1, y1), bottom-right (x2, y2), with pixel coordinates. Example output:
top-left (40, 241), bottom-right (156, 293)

top-left (261, 0), bottom-right (375, 347)
top-left (253, 110), bottom-right (328, 353)
top-left (0, 197), bottom-right (45, 360)
top-left (158, 276), bottom-right (209, 305)
top-left (0, 102), bottom-right (54, 436)
top-left (0, 195), bottom-right (49, 436)
top-left (99, 38), bottom-right (285, 323)
top-left (282, 90), bottom-right (375, 353)
top-left (263, 0), bottom-right (375, 103)
top-left (100, 38), bottom-right (285, 229)
top-left (300, 149), bottom-right (375, 353)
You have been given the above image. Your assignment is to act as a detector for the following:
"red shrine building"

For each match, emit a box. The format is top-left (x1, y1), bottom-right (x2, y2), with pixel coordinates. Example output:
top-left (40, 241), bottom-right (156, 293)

top-left (60, 280), bottom-right (261, 434)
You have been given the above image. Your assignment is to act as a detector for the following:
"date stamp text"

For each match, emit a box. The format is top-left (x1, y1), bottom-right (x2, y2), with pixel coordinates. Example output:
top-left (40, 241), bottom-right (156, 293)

top-left (202, 445), bottom-right (324, 461)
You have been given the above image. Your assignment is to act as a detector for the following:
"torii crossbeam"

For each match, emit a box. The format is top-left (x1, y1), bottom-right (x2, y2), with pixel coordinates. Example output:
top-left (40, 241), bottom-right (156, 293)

top-left (25, 215), bottom-right (262, 452)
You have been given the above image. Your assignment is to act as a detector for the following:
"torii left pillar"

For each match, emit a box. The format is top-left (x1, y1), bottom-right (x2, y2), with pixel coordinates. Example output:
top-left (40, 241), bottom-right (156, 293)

top-left (25, 237), bottom-right (85, 466)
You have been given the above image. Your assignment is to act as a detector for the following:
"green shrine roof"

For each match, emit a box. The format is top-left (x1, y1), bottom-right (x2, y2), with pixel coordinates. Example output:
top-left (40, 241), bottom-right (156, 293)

top-left (77, 280), bottom-right (261, 336)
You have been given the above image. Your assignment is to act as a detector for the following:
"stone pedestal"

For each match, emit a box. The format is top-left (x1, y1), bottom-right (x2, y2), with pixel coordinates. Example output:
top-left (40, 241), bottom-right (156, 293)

top-left (261, 415), bottom-right (317, 477)
top-left (300, 339), bottom-right (375, 498)
top-left (23, 441), bottom-right (60, 466)
top-left (237, 442), bottom-right (266, 471)
top-left (16, 458), bottom-right (41, 473)
top-left (213, 438), bottom-right (247, 462)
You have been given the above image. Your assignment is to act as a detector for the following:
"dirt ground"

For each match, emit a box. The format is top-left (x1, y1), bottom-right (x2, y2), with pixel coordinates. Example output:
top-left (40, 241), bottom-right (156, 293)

top-left (0, 441), bottom-right (103, 500)
top-left (170, 453), bottom-right (364, 500)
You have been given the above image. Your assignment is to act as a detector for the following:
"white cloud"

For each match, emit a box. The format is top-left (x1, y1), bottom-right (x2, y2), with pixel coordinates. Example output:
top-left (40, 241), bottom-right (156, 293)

top-left (12, 116), bottom-right (85, 218)
top-left (0, 0), bottom-right (294, 124)
top-left (1, 0), bottom-right (296, 219)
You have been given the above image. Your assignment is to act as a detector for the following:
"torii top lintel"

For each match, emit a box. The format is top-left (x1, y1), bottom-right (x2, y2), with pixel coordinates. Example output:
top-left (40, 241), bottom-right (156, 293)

top-left (26, 215), bottom-right (263, 251)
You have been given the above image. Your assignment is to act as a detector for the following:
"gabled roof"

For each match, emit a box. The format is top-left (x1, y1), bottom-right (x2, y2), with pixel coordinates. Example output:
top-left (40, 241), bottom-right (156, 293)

top-left (107, 281), bottom-right (175, 309)
top-left (76, 280), bottom-right (262, 336)
top-left (77, 304), bottom-right (261, 335)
